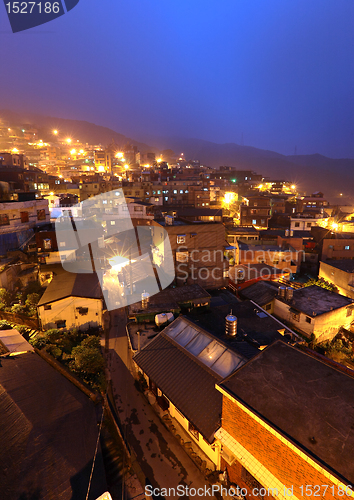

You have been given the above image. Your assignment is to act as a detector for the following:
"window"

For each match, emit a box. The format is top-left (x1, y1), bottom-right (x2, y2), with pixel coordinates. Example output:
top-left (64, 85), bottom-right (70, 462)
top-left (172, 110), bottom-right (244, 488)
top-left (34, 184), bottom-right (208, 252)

top-left (291, 311), bottom-right (300, 322)
top-left (252, 219), bottom-right (257, 225)
top-left (176, 251), bottom-right (188, 262)
top-left (223, 269), bottom-right (229, 278)
top-left (134, 206), bottom-right (143, 212)
top-left (345, 246), bottom-right (350, 250)
top-left (59, 241), bottom-right (66, 247)
top-left (21, 211), bottom-right (29, 223)
top-left (306, 316), bottom-right (312, 323)
top-left (177, 235), bottom-right (186, 244)
top-left (44, 304), bottom-right (52, 310)
top-left (306, 222), bottom-right (312, 227)
top-left (0, 214), bottom-right (9, 226)
top-left (37, 209), bottom-right (46, 221)
top-left (265, 303), bottom-right (272, 311)
top-left (188, 421), bottom-right (199, 440)
top-left (77, 307), bottom-right (88, 315)
top-left (295, 222), bottom-right (300, 228)
top-left (56, 320), bottom-right (66, 329)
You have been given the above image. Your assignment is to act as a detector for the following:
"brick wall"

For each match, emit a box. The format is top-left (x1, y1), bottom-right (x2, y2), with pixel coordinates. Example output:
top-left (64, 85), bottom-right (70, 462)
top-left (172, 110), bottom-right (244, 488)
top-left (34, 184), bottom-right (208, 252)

top-left (222, 397), bottom-right (338, 500)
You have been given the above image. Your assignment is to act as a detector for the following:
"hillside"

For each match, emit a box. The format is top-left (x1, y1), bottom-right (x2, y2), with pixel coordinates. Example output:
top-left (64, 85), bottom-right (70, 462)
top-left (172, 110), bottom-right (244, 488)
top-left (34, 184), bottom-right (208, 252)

top-left (0, 110), bottom-right (352, 204)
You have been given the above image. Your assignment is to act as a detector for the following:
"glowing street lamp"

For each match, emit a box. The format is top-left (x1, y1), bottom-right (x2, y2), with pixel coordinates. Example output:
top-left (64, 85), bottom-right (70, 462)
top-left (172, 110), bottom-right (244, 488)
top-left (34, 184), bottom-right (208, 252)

top-left (124, 164), bottom-right (129, 170)
top-left (53, 130), bottom-right (58, 135)
top-left (70, 149), bottom-right (76, 155)
top-left (157, 158), bottom-right (162, 163)
top-left (66, 138), bottom-right (72, 144)
top-left (291, 184), bottom-right (296, 190)
top-left (11, 148), bottom-right (19, 154)
top-left (115, 152), bottom-right (124, 159)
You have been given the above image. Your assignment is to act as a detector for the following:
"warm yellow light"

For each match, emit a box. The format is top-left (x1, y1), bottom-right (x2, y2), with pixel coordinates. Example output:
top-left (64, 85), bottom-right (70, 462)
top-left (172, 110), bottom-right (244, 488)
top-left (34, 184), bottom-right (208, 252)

top-left (124, 164), bottom-right (129, 169)
top-left (11, 148), bottom-right (19, 154)
top-left (224, 192), bottom-right (236, 204)
top-left (258, 184), bottom-right (263, 190)
top-left (66, 138), bottom-right (72, 144)
top-left (291, 184), bottom-right (296, 190)
top-left (331, 223), bottom-right (339, 231)
top-left (79, 149), bottom-right (84, 154)
top-left (59, 175), bottom-right (63, 178)
top-left (53, 130), bottom-right (58, 135)
top-left (98, 166), bottom-right (105, 172)
top-left (157, 158), bottom-right (162, 163)
top-left (50, 192), bottom-right (54, 196)
top-left (144, 164), bottom-right (150, 168)
top-left (115, 152), bottom-right (124, 159)
top-left (70, 149), bottom-right (76, 155)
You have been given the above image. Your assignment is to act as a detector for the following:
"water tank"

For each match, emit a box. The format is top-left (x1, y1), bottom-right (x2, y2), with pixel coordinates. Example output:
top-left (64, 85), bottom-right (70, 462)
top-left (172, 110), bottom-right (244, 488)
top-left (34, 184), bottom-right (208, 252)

top-left (225, 314), bottom-right (237, 336)
top-left (286, 287), bottom-right (294, 301)
top-left (285, 229), bottom-right (290, 237)
top-left (278, 286), bottom-right (286, 299)
top-left (141, 291), bottom-right (150, 309)
top-left (290, 230), bottom-right (294, 237)
top-left (155, 312), bottom-right (174, 327)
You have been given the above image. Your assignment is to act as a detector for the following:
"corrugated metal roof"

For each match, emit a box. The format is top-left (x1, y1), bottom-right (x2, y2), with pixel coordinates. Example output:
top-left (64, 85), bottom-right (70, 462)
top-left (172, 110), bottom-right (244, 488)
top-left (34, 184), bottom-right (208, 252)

top-left (133, 317), bottom-right (246, 442)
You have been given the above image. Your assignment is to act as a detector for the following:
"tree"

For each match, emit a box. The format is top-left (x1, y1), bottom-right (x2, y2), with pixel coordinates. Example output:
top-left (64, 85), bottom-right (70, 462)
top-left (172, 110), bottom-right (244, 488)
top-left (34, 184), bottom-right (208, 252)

top-left (72, 345), bottom-right (104, 374)
top-left (0, 288), bottom-right (12, 307)
top-left (81, 335), bottom-right (101, 349)
top-left (25, 293), bottom-right (41, 307)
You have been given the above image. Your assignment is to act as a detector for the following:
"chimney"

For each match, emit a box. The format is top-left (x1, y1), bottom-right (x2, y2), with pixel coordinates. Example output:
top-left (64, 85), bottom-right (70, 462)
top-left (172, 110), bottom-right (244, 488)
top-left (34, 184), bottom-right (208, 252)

top-left (225, 311), bottom-right (237, 336)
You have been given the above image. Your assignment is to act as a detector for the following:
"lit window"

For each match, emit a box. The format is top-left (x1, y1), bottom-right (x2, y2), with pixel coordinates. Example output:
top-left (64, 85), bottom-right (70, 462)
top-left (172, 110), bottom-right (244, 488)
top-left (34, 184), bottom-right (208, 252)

top-left (345, 246), bottom-right (350, 250)
top-left (177, 235), bottom-right (186, 244)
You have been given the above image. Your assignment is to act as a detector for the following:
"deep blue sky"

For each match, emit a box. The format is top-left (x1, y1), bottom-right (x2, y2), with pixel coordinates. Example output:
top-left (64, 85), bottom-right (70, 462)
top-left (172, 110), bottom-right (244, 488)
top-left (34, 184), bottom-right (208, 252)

top-left (1, 0), bottom-right (354, 158)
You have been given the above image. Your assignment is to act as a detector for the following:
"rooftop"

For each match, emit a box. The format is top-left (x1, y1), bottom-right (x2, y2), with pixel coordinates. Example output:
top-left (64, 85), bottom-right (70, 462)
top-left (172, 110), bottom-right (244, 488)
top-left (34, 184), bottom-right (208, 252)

top-left (277, 285), bottom-right (353, 317)
top-left (322, 259), bottom-right (354, 274)
top-left (0, 352), bottom-right (107, 499)
top-left (133, 316), bottom-right (246, 442)
top-left (185, 289), bottom-right (296, 359)
top-left (239, 280), bottom-right (280, 306)
top-left (38, 271), bottom-right (102, 306)
top-left (128, 284), bottom-right (210, 316)
top-left (218, 341), bottom-right (354, 484)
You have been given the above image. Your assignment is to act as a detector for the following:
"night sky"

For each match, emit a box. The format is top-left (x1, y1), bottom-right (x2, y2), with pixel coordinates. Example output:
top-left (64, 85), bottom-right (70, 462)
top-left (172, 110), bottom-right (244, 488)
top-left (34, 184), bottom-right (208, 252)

top-left (1, 0), bottom-right (353, 158)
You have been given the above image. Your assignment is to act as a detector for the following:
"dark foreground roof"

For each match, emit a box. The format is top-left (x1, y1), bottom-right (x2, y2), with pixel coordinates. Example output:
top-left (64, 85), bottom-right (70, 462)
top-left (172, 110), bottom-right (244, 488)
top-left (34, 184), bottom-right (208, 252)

top-left (133, 331), bottom-right (223, 443)
top-left (219, 341), bottom-right (354, 484)
top-left (38, 271), bottom-right (102, 306)
top-left (0, 352), bottom-right (107, 500)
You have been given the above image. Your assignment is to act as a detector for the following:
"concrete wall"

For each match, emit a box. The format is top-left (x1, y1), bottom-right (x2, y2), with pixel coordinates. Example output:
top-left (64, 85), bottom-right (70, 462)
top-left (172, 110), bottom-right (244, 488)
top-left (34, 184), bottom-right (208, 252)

top-left (274, 297), bottom-right (352, 342)
top-left (319, 261), bottom-right (354, 299)
top-left (168, 400), bottom-right (219, 466)
top-left (0, 199), bottom-right (50, 233)
top-left (38, 296), bottom-right (103, 331)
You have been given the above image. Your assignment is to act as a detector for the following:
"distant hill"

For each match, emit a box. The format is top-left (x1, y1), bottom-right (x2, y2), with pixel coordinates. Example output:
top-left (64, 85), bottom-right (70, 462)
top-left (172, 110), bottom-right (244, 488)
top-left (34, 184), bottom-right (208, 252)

top-left (1, 110), bottom-right (352, 204)
top-left (139, 135), bottom-right (354, 204)
top-left (0, 109), bottom-right (155, 153)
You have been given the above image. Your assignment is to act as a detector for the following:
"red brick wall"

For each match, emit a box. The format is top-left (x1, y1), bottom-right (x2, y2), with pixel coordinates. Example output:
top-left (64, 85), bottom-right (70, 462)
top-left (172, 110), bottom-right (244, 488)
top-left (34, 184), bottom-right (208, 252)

top-left (222, 397), bottom-right (338, 500)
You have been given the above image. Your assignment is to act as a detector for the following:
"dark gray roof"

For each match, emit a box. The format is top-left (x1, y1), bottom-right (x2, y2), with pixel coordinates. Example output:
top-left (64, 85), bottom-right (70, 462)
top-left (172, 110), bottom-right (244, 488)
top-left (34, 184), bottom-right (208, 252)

top-left (0, 352), bottom-right (107, 500)
top-left (128, 284), bottom-right (210, 315)
top-left (133, 332), bottom-right (222, 443)
top-left (219, 341), bottom-right (354, 484)
top-left (322, 259), bottom-right (354, 273)
top-left (186, 290), bottom-right (294, 358)
top-left (279, 285), bottom-right (353, 317)
top-left (38, 271), bottom-right (102, 306)
top-left (239, 281), bottom-right (280, 306)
